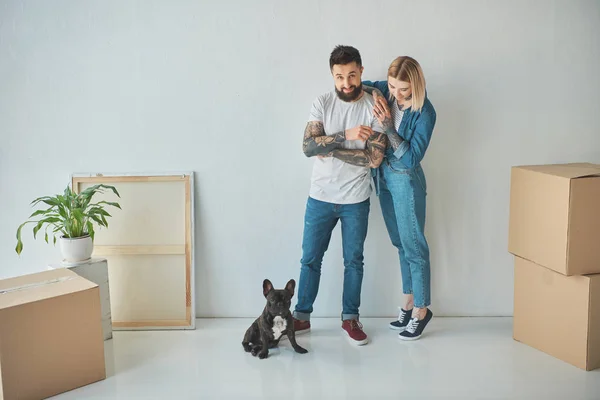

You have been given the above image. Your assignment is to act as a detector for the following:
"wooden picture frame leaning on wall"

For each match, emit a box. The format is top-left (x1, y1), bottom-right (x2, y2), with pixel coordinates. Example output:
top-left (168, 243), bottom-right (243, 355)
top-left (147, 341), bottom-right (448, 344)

top-left (71, 172), bottom-right (195, 330)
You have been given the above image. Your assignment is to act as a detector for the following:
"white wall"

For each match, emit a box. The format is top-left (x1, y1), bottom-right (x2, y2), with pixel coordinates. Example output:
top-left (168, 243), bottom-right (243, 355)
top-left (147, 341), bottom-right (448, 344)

top-left (2, 0), bottom-right (599, 318)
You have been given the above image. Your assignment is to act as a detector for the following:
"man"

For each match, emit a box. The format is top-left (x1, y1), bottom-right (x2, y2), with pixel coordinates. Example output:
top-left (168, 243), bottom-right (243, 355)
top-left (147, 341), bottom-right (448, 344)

top-left (292, 45), bottom-right (388, 346)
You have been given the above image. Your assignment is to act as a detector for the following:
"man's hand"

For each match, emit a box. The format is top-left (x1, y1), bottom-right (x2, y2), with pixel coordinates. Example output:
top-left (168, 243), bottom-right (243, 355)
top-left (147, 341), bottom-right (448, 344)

top-left (345, 125), bottom-right (373, 141)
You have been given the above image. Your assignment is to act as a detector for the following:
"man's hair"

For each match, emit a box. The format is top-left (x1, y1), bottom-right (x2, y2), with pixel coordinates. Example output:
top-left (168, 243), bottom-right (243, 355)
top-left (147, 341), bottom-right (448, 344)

top-left (329, 45), bottom-right (362, 70)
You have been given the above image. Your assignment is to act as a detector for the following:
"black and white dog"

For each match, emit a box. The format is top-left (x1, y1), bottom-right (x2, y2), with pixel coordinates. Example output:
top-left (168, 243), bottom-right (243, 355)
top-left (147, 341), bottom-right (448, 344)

top-left (242, 279), bottom-right (308, 359)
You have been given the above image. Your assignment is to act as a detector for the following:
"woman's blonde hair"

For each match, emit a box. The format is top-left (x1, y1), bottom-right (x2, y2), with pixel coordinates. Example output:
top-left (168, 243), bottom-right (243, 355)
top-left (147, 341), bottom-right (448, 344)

top-left (387, 56), bottom-right (426, 112)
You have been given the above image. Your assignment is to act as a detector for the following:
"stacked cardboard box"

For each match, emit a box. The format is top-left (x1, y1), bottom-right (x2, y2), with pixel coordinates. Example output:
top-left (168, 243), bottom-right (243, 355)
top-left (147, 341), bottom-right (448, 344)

top-left (508, 162), bottom-right (600, 371)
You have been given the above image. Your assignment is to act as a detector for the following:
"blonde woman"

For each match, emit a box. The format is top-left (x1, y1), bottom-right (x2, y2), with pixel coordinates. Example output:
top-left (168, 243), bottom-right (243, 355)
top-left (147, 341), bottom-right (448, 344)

top-left (362, 56), bottom-right (437, 340)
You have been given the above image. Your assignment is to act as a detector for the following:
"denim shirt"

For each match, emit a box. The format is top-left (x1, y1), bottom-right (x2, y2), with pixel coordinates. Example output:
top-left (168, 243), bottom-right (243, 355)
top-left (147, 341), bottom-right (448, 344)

top-left (362, 80), bottom-right (437, 193)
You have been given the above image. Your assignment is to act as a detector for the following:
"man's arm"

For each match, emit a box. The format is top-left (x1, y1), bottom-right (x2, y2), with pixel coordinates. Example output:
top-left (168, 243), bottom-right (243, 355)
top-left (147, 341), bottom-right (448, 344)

top-left (302, 122), bottom-right (373, 157)
top-left (329, 131), bottom-right (388, 168)
top-left (302, 121), bottom-right (345, 157)
top-left (303, 95), bottom-right (346, 157)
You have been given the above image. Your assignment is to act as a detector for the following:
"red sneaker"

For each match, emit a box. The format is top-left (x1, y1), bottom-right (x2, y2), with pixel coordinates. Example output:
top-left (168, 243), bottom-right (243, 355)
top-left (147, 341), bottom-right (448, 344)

top-left (342, 319), bottom-right (369, 346)
top-left (280, 318), bottom-right (310, 341)
top-left (293, 318), bottom-right (311, 335)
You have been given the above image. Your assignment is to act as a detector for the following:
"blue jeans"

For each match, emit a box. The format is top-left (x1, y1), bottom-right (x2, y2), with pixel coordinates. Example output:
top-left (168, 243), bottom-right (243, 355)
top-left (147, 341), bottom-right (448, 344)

top-left (294, 196), bottom-right (370, 321)
top-left (378, 161), bottom-right (431, 308)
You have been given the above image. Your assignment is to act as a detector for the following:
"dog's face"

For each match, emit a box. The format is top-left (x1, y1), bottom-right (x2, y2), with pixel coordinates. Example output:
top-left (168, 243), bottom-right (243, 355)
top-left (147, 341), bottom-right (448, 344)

top-left (262, 279), bottom-right (295, 317)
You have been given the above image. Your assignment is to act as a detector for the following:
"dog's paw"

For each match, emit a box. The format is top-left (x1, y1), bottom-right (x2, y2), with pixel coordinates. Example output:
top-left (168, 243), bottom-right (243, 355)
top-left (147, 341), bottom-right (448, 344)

top-left (258, 351), bottom-right (268, 359)
top-left (295, 346), bottom-right (308, 354)
top-left (242, 343), bottom-right (252, 353)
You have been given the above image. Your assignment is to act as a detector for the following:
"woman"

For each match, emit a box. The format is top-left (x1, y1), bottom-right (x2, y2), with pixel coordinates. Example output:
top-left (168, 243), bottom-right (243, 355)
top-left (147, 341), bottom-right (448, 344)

top-left (362, 56), bottom-right (436, 340)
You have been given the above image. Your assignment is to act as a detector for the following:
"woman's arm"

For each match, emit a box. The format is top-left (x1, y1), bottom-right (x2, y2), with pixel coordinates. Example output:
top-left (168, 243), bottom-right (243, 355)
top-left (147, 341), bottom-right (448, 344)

top-left (378, 111), bottom-right (404, 152)
top-left (368, 87), bottom-right (405, 152)
top-left (362, 80), bottom-right (390, 99)
top-left (363, 79), bottom-right (406, 151)
top-left (393, 102), bottom-right (437, 168)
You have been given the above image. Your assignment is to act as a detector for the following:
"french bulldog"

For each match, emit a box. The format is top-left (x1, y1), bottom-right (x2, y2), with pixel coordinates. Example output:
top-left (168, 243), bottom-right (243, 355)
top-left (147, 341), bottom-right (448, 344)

top-left (242, 278), bottom-right (308, 359)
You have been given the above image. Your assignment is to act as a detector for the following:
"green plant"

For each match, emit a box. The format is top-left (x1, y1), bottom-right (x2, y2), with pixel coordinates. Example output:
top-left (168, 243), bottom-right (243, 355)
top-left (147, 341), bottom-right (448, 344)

top-left (15, 184), bottom-right (121, 255)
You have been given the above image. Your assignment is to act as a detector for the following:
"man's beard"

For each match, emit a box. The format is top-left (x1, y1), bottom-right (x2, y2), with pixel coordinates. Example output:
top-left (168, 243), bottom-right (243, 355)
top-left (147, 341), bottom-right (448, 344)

top-left (335, 85), bottom-right (362, 102)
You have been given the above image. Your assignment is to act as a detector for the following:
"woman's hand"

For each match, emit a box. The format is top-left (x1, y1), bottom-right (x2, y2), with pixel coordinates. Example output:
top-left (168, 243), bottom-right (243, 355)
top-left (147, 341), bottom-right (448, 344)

top-left (372, 92), bottom-right (394, 132)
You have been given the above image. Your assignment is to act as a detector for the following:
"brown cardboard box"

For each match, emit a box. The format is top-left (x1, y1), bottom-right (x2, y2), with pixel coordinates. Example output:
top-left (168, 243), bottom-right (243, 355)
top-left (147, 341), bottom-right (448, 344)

top-left (513, 256), bottom-right (600, 371)
top-left (508, 162), bottom-right (600, 276)
top-left (0, 268), bottom-right (106, 400)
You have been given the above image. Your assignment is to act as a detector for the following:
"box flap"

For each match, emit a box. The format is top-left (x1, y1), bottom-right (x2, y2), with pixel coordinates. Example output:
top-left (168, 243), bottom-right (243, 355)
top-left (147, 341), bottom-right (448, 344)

top-left (0, 268), bottom-right (97, 310)
top-left (513, 163), bottom-right (600, 179)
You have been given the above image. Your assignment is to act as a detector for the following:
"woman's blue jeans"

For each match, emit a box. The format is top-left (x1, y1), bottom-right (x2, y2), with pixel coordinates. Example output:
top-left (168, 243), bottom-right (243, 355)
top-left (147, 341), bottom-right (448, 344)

top-left (378, 161), bottom-right (431, 308)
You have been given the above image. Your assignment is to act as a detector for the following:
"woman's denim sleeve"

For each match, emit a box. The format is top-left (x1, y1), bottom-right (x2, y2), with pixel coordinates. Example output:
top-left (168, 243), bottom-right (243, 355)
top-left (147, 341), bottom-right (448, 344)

top-left (395, 102), bottom-right (437, 168)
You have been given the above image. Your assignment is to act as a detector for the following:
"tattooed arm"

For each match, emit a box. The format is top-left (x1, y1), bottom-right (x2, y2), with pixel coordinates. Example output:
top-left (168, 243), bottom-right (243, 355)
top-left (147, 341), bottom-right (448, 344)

top-left (362, 85), bottom-right (384, 98)
top-left (328, 131), bottom-right (388, 168)
top-left (362, 81), bottom-right (405, 152)
top-left (302, 121), bottom-right (346, 157)
top-left (302, 121), bottom-right (373, 157)
top-left (373, 94), bottom-right (405, 152)
top-left (379, 114), bottom-right (404, 151)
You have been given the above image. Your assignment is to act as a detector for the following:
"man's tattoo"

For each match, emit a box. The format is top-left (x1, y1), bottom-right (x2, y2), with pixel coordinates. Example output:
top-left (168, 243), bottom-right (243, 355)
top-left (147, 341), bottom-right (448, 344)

top-left (302, 121), bottom-right (345, 157)
top-left (330, 132), bottom-right (388, 168)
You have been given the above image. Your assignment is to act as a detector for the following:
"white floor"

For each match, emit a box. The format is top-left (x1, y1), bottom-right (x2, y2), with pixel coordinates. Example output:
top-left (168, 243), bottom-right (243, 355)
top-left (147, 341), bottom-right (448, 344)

top-left (50, 317), bottom-right (600, 400)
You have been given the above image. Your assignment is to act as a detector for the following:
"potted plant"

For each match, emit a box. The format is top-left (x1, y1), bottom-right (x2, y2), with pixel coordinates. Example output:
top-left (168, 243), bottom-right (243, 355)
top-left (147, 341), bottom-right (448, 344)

top-left (15, 183), bottom-right (121, 264)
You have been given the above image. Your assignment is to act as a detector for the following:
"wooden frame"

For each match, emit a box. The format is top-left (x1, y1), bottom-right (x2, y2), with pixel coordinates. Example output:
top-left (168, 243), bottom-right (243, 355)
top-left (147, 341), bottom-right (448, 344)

top-left (71, 172), bottom-right (195, 330)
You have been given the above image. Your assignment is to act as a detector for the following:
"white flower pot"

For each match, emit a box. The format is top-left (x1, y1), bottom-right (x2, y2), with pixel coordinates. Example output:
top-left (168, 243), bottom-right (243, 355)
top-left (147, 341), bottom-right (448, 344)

top-left (59, 235), bottom-right (93, 265)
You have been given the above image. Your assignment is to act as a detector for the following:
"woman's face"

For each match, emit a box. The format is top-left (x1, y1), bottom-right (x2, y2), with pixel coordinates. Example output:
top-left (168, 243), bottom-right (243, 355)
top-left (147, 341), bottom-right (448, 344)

top-left (388, 76), bottom-right (412, 102)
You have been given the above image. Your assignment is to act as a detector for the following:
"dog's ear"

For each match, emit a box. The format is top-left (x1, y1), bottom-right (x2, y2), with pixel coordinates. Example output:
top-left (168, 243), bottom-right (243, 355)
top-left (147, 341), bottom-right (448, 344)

top-left (263, 279), bottom-right (273, 297)
top-left (285, 279), bottom-right (296, 297)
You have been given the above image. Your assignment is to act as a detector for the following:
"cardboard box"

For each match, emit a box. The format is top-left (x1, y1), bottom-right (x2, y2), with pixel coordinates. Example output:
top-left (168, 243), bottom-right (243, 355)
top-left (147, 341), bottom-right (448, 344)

top-left (513, 256), bottom-right (600, 371)
top-left (0, 269), bottom-right (106, 400)
top-left (508, 162), bottom-right (600, 275)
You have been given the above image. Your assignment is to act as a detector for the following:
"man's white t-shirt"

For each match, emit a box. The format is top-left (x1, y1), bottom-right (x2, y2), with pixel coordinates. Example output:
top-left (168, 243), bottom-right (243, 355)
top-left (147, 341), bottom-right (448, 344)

top-left (307, 90), bottom-right (383, 205)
